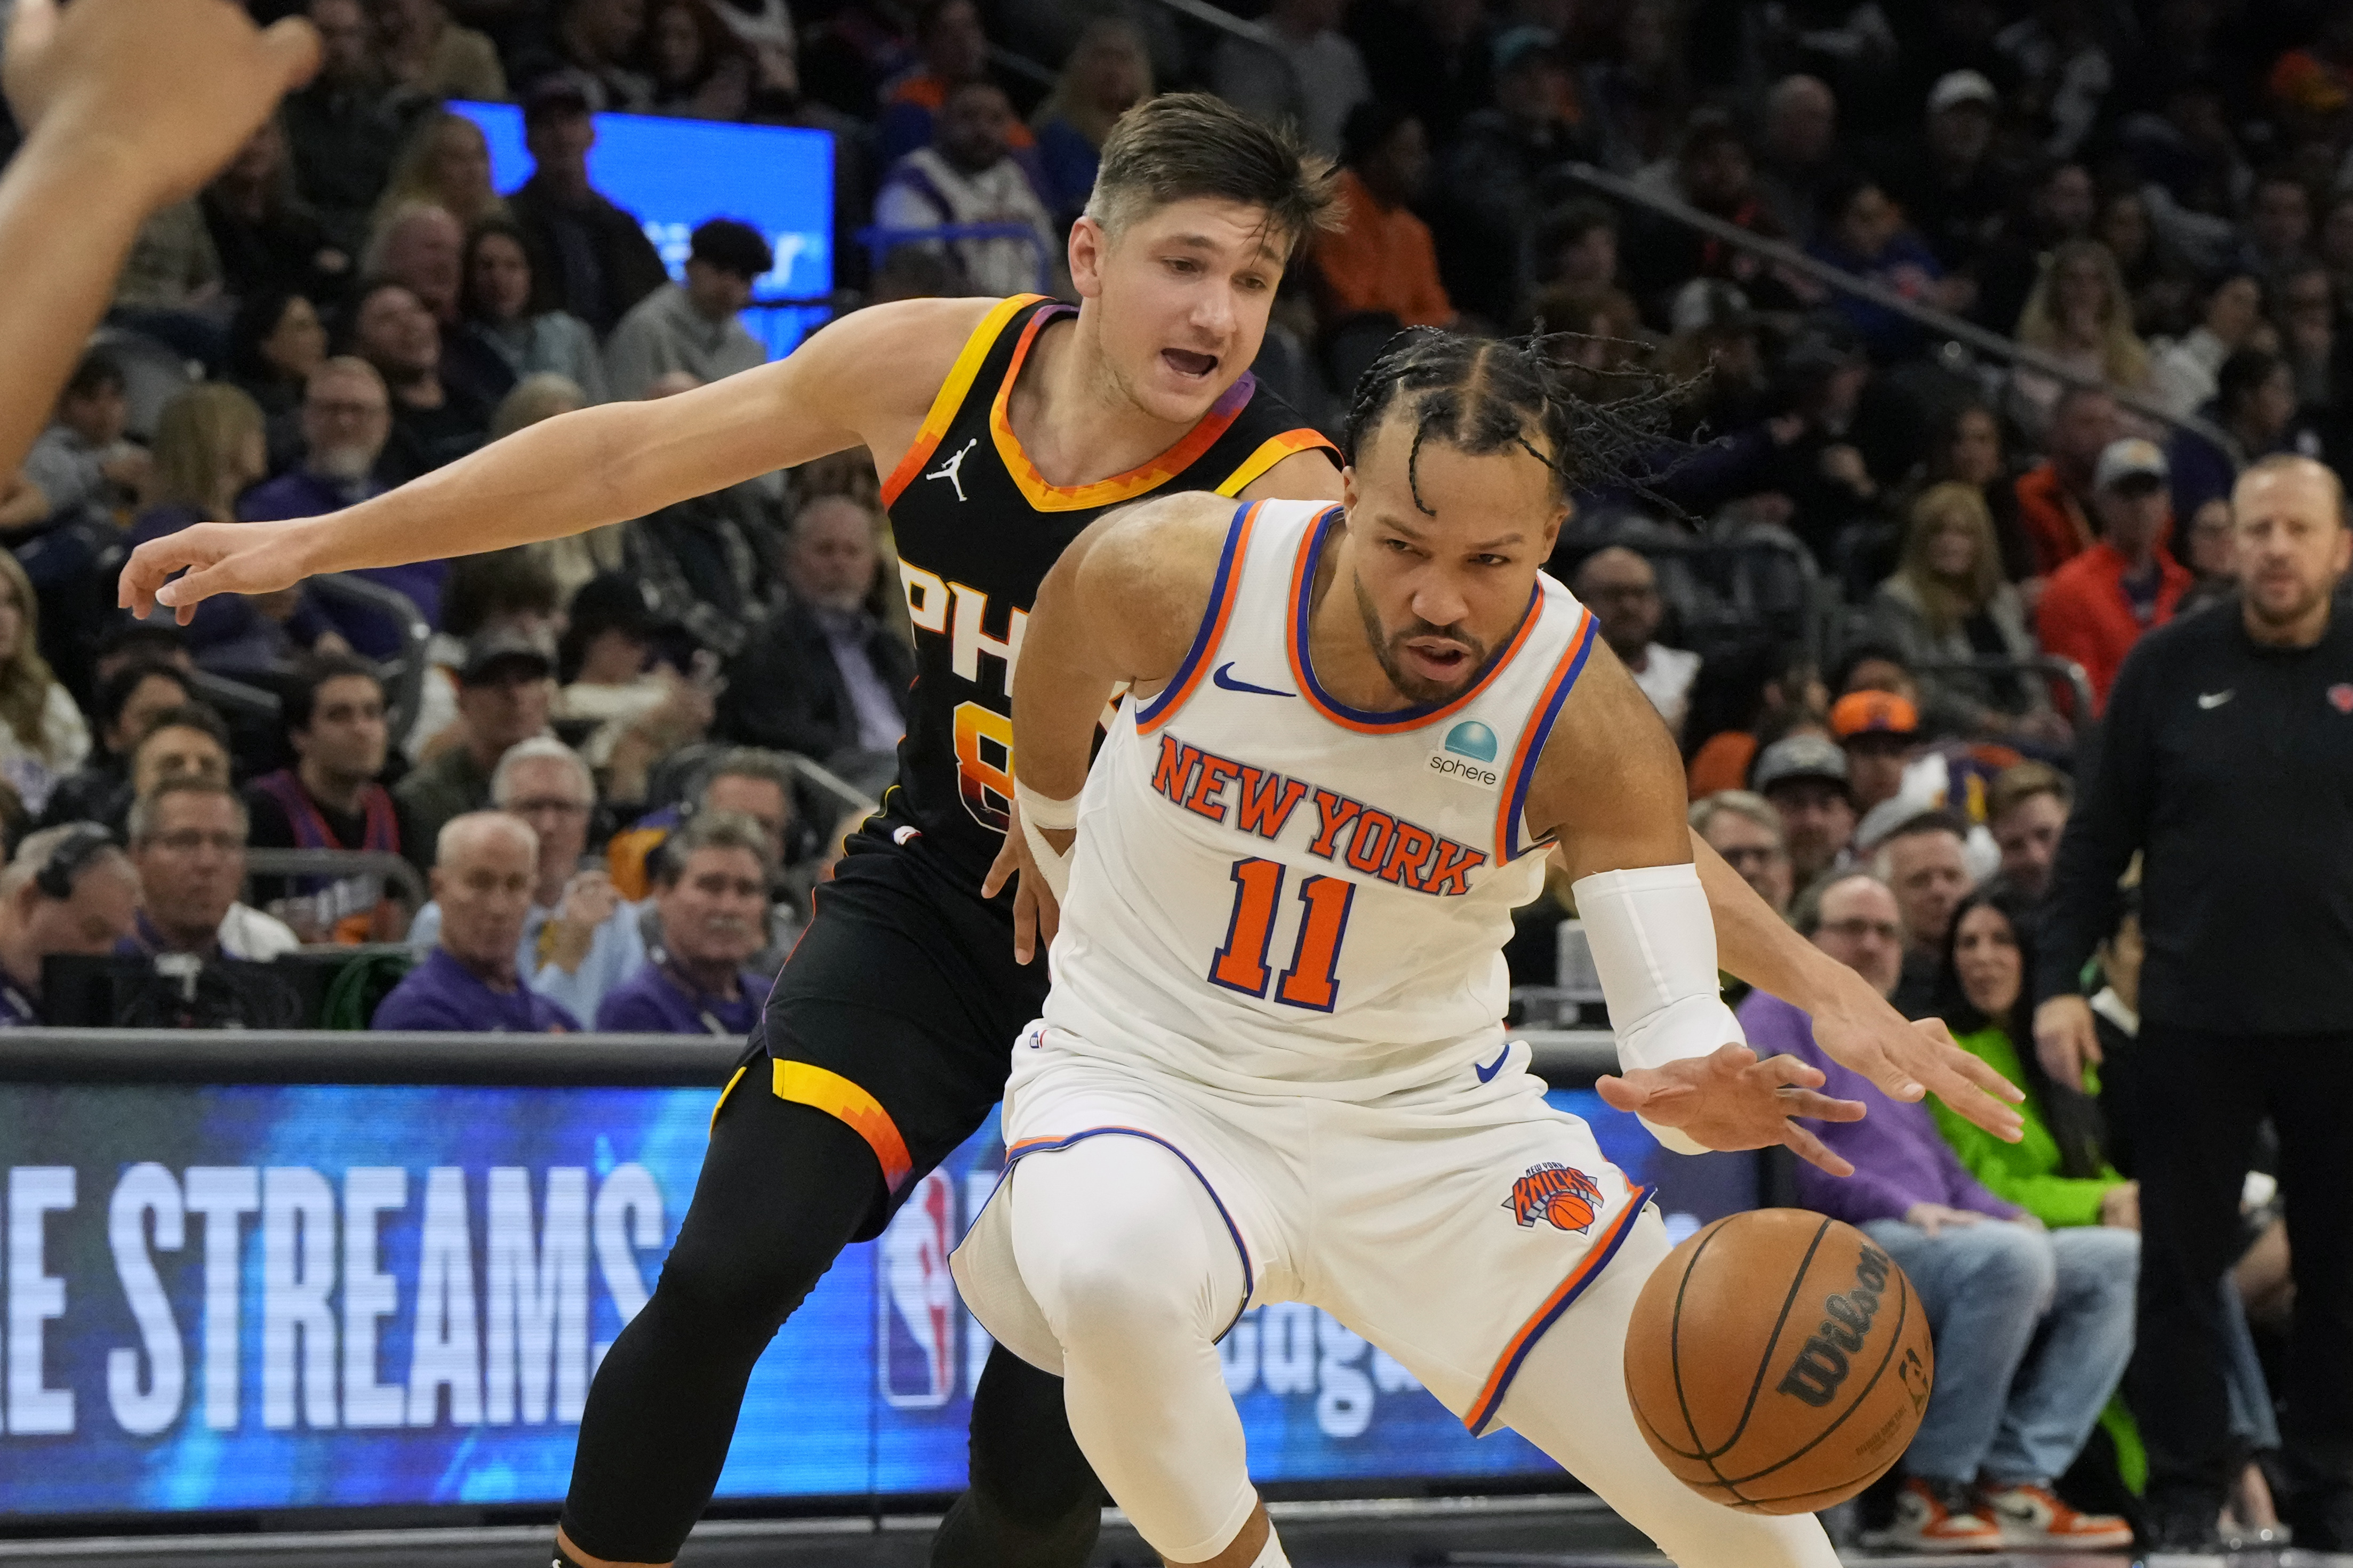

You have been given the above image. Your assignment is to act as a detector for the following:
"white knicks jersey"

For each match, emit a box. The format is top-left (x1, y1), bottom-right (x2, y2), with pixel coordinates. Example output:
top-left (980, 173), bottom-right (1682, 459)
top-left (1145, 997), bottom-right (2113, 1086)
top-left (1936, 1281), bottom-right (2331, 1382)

top-left (1041, 497), bottom-right (1600, 1100)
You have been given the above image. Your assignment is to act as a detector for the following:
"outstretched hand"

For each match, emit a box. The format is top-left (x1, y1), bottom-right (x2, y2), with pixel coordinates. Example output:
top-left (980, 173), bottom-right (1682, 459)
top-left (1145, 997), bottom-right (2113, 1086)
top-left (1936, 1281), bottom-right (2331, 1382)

top-left (120, 518), bottom-right (313, 622)
top-left (980, 800), bottom-right (1071, 966)
top-left (1597, 1043), bottom-right (1867, 1177)
top-left (1811, 990), bottom-right (2026, 1143)
top-left (6, 0), bottom-right (321, 208)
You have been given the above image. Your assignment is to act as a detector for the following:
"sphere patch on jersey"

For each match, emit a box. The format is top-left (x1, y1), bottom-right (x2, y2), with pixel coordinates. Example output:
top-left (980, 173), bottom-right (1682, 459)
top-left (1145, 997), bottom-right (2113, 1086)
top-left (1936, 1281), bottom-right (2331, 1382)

top-left (1444, 720), bottom-right (1499, 762)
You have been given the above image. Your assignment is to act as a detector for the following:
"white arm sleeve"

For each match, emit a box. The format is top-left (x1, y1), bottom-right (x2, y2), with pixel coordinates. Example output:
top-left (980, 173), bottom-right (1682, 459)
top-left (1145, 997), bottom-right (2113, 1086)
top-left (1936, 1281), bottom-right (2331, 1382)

top-left (1014, 782), bottom-right (1076, 900)
top-left (1570, 862), bottom-right (1747, 1156)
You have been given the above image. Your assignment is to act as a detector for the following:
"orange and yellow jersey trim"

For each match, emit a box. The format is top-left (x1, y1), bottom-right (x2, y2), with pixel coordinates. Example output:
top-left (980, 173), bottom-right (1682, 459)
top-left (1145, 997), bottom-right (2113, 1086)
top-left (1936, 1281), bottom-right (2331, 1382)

top-left (879, 293), bottom-right (1045, 508)
top-left (713, 1058), bottom-right (915, 1193)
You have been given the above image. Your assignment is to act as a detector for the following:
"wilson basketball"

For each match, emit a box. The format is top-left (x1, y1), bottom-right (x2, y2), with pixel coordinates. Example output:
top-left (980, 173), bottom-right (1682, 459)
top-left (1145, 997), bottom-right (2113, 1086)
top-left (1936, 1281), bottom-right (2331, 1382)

top-left (1622, 1209), bottom-right (1934, 1515)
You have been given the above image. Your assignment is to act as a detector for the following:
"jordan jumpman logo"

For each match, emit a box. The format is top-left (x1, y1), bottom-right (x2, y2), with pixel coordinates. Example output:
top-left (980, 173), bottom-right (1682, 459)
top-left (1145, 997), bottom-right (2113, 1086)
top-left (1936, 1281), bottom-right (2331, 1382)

top-left (926, 437), bottom-right (979, 502)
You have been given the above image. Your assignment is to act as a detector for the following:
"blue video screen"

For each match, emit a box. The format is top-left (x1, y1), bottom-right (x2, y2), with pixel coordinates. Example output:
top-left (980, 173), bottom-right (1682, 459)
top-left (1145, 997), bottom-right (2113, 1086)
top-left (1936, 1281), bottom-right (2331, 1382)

top-left (450, 102), bottom-right (833, 360)
top-left (0, 1081), bottom-right (1756, 1517)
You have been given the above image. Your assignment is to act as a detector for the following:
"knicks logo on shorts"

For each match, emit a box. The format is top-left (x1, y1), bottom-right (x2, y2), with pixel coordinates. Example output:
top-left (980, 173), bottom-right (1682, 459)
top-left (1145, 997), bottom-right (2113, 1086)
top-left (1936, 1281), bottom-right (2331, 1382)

top-left (1503, 1162), bottom-right (1604, 1233)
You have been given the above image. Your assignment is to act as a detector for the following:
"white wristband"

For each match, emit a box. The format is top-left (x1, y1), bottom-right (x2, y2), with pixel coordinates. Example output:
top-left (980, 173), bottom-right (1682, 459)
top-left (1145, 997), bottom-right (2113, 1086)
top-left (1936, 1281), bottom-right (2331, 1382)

top-left (1014, 781), bottom-right (1079, 831)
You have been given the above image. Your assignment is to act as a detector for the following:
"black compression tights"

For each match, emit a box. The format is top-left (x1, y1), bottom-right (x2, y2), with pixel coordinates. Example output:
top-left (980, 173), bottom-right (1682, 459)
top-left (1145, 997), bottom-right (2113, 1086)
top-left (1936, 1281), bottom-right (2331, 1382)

top-left (559, 1086), bottom-right (1105, 1566)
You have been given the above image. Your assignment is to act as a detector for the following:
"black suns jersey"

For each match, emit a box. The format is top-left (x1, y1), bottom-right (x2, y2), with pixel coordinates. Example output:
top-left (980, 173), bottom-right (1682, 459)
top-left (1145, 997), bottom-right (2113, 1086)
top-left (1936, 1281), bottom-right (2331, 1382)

top-left (873, 293), bottom-right (1335, 889)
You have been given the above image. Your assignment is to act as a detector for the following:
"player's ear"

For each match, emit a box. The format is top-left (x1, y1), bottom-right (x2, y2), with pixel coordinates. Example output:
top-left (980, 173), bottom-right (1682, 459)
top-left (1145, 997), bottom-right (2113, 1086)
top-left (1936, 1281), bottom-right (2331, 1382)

top-left (1068, 217), bottom-right (1109, 300)
top-left (1540, 499), bottom-right (1571, 556)
top-left (1341, 464), bottom-right (1360, 516)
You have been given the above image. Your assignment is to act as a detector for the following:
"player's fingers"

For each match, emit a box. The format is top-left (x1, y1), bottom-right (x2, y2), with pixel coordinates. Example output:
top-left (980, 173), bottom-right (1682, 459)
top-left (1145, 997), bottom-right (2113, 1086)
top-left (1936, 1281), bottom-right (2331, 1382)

top-left (979, 840), bottom-right (1017, 900)
top-left (1009, 877), bottom-right (1036, 964)
top-left (1782, 1124), bottom-right (1854, 1179)
top-left (1594, 1073), bottom-right (1649, 1113)
top-left (2080, 1027), bottom-right (2104, 1067)
top-left (1751, 1052), bottom-right (1827, 1090)
top-left (1776, 1089), bottom-right (1867, 1123)
top-left (258, 16), bottom-right (325, 91)
top-left (1035, 884), bottom-right (1060, 951)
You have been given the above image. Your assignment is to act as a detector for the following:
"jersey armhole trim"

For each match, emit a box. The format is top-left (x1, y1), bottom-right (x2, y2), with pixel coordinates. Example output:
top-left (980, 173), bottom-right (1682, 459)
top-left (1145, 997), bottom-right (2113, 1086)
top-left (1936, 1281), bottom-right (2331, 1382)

top-left (1496, 608), bottom-right (1598, 863)
top-left (878, 293), bottom-right (1044, 507)
top-left (1214, 428), bottom-right (1341, 497)
top-left (1135, 501), bottom-right (1260, 734)
top-left (1464, 1183), bottom-right (1651, 1436)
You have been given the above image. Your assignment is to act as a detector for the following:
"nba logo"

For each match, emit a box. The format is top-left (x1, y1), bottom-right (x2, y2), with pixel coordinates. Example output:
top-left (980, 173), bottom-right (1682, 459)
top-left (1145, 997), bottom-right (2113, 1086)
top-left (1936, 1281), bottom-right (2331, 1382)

top-left (878, 1171), bottom-right (959, 1407)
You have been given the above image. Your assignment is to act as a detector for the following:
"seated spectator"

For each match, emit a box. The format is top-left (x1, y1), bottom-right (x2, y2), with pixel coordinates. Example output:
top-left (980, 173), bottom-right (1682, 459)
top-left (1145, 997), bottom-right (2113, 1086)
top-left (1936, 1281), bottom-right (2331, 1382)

top-left (1986, 761), bottom-right (2071, 905)
top-left (1750, 74), bottom-right (1845, 247)
top-left (2009, 241), bottom-right (2159, 437)
top-left (376, 0), bottom-right (508, 102)
top-left (2237, 169), bottom-right (2315, 290)
top-left (510, 0), bottom-right (653, 114)
top-left (2176, 494), bottom-right (2239, 615)
top-left (2272, 263), bottom-right (2338, 417)
top-left (92, 624), bottom-right (193, 685)
top-left (719, 495), bottom-right (911, 773)
top-left (1028, 19), bottom-right (1151, 227)
top-left (878, 0), bottom-right (1039, 158)
top-left (1207, 0), bottom-right (1368, 160)
top-left (0, 553), bottom-right (92, 820)
top-left (2153, 271), bottom-right (2271, 418)
top-left (450, 218), bottom-right (608, 405)
top-left (555, 575), bottom-right (713, 807)
top-left (374, 812), bottom-right (579, 1031)
top-left (1739, 870), bottom-right (2135, 1553)
top-left (606, 745), bottom-right (801, 903)
top-left (1315, 104), bottom-right (1455, 350)
top-left (1807, 174), bottom-right (1963, 363)
top-left (202, 117), bottom-right (351, 308)
top-left (38, 662), bottom-right (196, 832)
top-left (346, 280), bottom-right (492, 483)
top-left (1883, 71), bottom-right (2005, 278)
top-left (406, 548), bottom-right (565, 760)
top-left (1526, 200), bottom-right (1621, 300)
top-left (110, 200), bottom-right (228, 369)
top-left (123, 782), bottom-right (301, 961)
top-left (644, 0), bottom-right (755, 120)
top-left (597, 810), bottom-right (773, 1033)
top-left (1688, 790), bottom-right (1792, 915)
top-left (226, 292), bottom-right (330, 467)
top-left (396, 630), bottom-right (556, 855)
top-left (22, 352), bottom-right (148, 525)
top-left (2039, 438), bottom-right (2194, 712)
top-left (2013, 384), bottom-right (2118, 581)
top-left (1752, 734), bottom-right (1855, 890)
top-left (1900, 401), bottom-right (2034, 585)
top-left (1875, 808), bottom-right (1975, 1018)
top-left (1832, 687), bottom-right (1920, 825)
top-left (1683, 642), bottom-right (1826, 798)
top-left (1618, 114), bottom-right (1792, 325)
top-left (246, 655), bottom-right (417, 942)
top-left (373, 107), bottom-right (510, 236)
top-left (281, 0), bottom-right (422, 259)
top-left (0, 825), bottom-right (143, 1026)
top-left (362, 201), bottom-right (466, 328)
top-left (1868, 484), bottom-right (2056, 742)
top-left (241, 357), bottom-right (452, 656)
top-left (873, 82), bottom-right (1059, 300)
top-left (604, 219), bottom-right (772, 400)
top-left (410, 737), bottom-right (642, 1020)
top-left (1974, 159), bottom-right (2097, 340)
top-left (1436, 29), bottom-right (1589, 323)
top-left (1572, 546), bottom-right (1699, 743)
top-left (123, 705), bottom-right (235, 815)
top-left (505, 79), bottom-right (670, 336)
top-left (623, 432), bottom-right (781, 661)
top-left (2169, 348), bottom-right (2310, 522)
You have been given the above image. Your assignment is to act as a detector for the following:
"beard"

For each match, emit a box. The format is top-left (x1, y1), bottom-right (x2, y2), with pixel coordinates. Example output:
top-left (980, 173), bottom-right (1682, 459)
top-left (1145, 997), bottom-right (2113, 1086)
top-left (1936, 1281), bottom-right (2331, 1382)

top-left (1352, 572), bottom-right (1493, 706)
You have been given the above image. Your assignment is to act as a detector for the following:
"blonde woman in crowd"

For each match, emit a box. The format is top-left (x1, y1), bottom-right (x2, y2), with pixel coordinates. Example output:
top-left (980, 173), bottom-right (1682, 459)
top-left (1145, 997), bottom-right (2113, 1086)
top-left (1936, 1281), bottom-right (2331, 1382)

top-left (2011, 240), bottom-right (2160, 437)
top-left (0, 552), bottom-right (89, 817)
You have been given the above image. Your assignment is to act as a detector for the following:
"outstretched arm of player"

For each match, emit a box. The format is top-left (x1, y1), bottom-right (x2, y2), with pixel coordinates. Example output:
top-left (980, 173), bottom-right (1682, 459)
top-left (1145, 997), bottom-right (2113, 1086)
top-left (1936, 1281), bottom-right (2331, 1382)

top-left (0, 0), bottom-right (318, 475)
top-left (120, 297), bottom-right (997, 618)
top-left (982, 492), bottom-right (1237, 961)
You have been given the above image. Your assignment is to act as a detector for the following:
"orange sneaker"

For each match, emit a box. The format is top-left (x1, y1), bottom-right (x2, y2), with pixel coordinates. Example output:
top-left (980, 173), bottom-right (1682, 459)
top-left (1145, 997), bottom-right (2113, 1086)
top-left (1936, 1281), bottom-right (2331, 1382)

top-left (1982, 1482), bottom-right (2136, 1550)
top-left (1882, 1476), bottom-right (2006, 1553)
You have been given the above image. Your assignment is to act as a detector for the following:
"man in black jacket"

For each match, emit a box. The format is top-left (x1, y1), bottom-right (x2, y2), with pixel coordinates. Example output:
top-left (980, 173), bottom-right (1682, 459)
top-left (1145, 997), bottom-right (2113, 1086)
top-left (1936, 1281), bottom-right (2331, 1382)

top-left (718, 493), bottom-right (913, 777)
top-left (2036, 453), bottom-right (2353, 1555)
top-left (504, 79), bottom-right (668, 337)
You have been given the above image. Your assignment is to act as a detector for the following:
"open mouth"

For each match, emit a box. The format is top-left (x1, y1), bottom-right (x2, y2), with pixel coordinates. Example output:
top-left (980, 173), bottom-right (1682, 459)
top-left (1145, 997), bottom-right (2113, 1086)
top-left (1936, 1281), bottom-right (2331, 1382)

top-left (1161, 348), bottom-right (1219, 379)
top-left (1402, 638), bottom-right (1474, 682)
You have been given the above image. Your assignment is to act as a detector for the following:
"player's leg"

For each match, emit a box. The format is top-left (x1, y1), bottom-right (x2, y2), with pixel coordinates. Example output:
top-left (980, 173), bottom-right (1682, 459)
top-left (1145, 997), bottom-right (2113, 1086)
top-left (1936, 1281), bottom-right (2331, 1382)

top-left (558, 1079), bottom-right (884, 1567)
top-left (1005, 1133), bottom-right (1274, 1566)
top-left (1490, 1219), bottom-right (1843, 1568)
top-left (929, 1344), bottom-right (1107, 1568)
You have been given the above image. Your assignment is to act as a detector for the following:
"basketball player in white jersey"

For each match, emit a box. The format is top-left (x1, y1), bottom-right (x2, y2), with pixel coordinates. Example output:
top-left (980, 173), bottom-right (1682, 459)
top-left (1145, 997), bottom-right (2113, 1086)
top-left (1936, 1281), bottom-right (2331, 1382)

top-left (956, 334), bottom-right (1893, 1568)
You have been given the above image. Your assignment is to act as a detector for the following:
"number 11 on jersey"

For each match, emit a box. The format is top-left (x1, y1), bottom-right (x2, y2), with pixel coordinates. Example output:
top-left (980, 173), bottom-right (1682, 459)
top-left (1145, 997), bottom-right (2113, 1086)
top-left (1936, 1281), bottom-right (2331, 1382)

top-left (1208, 857), bottom-right (1354, 1011)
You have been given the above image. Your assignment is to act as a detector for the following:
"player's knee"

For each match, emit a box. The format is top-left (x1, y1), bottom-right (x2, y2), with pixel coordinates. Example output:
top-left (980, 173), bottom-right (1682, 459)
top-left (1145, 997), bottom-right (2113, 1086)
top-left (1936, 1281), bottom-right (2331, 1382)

top-left (1956, 1222), bottom-right (2057, 1310)
top-left (650, 1227), bottom-right (829, 1345)
top-left (1035, 1240), bottom-right (1205, 1351)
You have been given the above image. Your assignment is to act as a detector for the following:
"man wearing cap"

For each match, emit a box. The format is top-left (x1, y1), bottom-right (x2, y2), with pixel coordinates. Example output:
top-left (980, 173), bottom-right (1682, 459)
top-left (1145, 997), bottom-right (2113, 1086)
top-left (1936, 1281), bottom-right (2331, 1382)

top-left (505, 79), bottom-right (669, 337)
top-left (374, 811), bottom-right (580, 1032)
top-left (1753, 733), bottom-right (1858, 890)
top-left (394, 629), bottom-right (556, 857)
top-left (1887, 70), bottom-right (2007, 276)
top-left (2038, 437), bottom-right (2194, 711)
top-left (1438, 30), bottom-right (1592, 321)
top-left (603, 220), bottom-right (775, 402)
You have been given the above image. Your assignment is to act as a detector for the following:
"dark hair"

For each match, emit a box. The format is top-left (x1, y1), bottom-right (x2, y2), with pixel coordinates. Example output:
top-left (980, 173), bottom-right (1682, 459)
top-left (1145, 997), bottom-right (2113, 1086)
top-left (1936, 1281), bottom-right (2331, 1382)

top-left (285, 652), bottom-right (384, 735)
top-left (1339, 328), bottom-right (1687, 513)
top-left (228, 291), bottom-right (314, 383)
top-left (2217, 346), bottom-right (2287, 415)
top-left (690, 218), bottom-right (775, 280)
top-left (95, 661), bottom-right (194, 745)
top-left (1926, 399), bottom-right (2002, 479)
top-left (1832, 640), bottom-right (1910, 693)
top-left (441, 548), bottom-right (560, 638)
top-left (1934, 887), bottom-right (2109, 1177)
top-left (132, 701), bottom-right (231, 757)
top-left (1531, 200), bottom-right (1619, 268)
top-left (1340, 100), bottom-right (1416, 169)
top-left (1086, 93), bottom-right (1339, 259)
top-left (557, 574), bottom-right (658, 684)
top-left (62, 350), bottom-right (125, 403)
top-left (460, 216), bottom-right (533, 323)
top-left (1878, 807), bottom-right (1971, 854)
top-left (97, 623), bottom-right (187, 666)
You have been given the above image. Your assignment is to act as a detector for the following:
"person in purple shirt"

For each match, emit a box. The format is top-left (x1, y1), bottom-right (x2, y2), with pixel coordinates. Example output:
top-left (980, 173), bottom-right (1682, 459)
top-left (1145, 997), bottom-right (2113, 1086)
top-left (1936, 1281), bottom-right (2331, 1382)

top-left (597, 811), bottom-right (773, 1035)
top-left (1736, 869), bottom-right (2135, 1553)
top-left (373, 811), bottom-right (578, 1033)
top-left (235, 357), bottom-right (449, 658)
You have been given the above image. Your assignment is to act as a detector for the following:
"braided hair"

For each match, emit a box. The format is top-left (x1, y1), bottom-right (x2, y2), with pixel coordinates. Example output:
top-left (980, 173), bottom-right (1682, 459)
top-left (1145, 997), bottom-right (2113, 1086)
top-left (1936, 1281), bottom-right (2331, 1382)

top-left (1338, 328), bottom-right (1692, 516)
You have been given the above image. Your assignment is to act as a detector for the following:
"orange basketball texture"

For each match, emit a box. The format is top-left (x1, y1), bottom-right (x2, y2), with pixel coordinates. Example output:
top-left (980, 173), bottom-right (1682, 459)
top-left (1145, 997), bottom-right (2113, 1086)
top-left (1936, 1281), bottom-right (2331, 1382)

top-left (1546, 1190), bottom-right (1597, 1231)
top-left (1622, 1209), bottom-right (1935, 1515)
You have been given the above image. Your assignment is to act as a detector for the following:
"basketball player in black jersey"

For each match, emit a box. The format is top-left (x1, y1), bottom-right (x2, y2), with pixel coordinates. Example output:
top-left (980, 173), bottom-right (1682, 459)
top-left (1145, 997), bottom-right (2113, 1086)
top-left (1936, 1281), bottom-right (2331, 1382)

top-left (125, 92), bottom-right (2023, 1568)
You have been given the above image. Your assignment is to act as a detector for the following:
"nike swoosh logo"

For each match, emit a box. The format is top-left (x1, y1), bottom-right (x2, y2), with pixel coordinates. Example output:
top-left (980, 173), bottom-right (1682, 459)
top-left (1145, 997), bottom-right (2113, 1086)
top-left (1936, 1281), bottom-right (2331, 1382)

top-left (2198, 690), bottom-right (2234, 709)
top-left (1475, 1047), bottom-right (1511, 1083)
top-left (1212, 662), bottom-right (1294, 698)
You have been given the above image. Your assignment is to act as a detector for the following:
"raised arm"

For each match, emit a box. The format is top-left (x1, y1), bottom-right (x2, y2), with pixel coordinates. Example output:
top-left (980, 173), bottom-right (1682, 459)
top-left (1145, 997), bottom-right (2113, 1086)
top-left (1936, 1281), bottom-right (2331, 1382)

top-left (0, 0), bottom-right (319, 474)
top-left (121, 296), bottom-right (999, 618)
